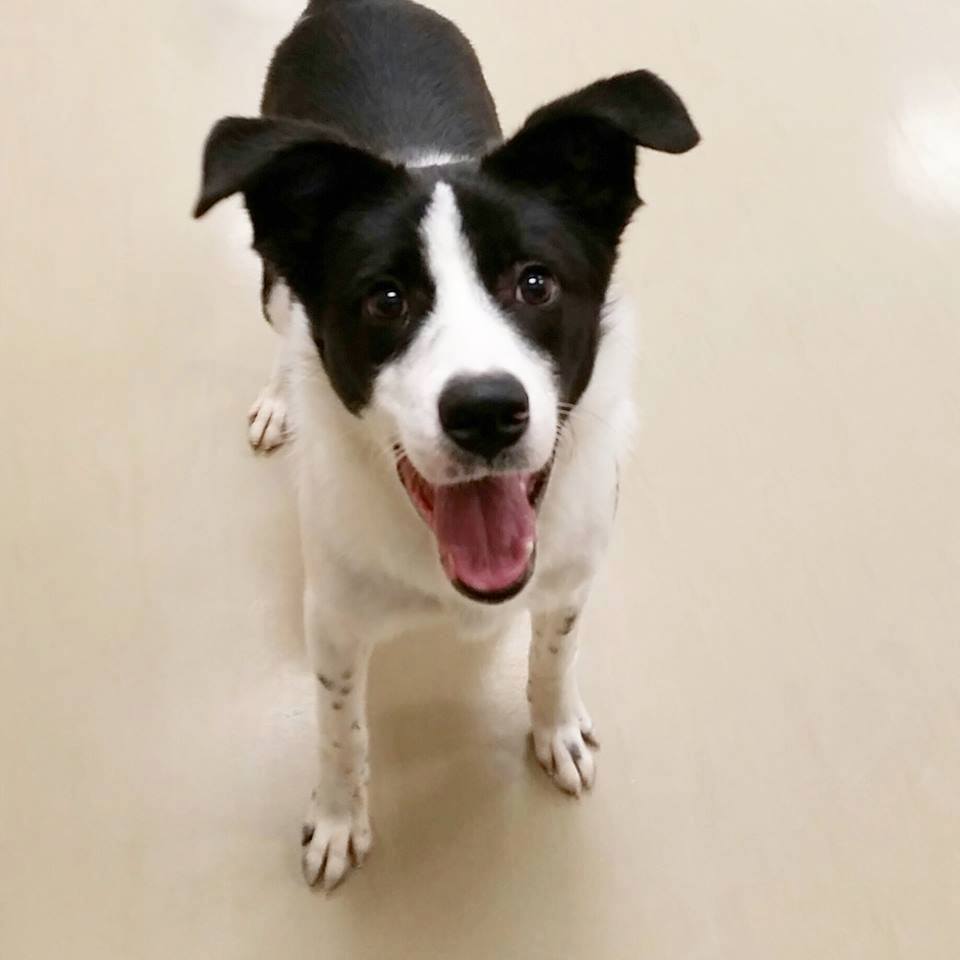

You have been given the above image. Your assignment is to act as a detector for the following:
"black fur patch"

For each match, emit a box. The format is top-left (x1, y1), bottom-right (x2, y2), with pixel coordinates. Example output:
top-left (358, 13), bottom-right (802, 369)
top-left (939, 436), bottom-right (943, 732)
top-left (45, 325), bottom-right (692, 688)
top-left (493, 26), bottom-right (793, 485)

top-left (449, 174), bottom-right (614, 408)
top-left (263, 0), bottom-right (502, 160)
top-left (276, 176), bottom-right (438, 411)
top-left (260, 260), bottom-right (279, 324)
top-left (194, 1), bottom-right (699, 417)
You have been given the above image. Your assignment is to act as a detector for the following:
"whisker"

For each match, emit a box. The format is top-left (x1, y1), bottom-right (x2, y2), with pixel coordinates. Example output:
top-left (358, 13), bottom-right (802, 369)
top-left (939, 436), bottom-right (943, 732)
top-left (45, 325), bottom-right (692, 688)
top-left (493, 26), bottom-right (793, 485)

top-left (557, 406), bottom-right (616, 438)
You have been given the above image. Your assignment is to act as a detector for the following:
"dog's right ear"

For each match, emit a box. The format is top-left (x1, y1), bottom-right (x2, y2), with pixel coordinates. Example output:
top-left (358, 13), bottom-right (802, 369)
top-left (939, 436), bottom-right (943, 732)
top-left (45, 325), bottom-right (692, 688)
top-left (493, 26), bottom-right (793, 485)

top-left (193, 116), bottom-right (403, 268)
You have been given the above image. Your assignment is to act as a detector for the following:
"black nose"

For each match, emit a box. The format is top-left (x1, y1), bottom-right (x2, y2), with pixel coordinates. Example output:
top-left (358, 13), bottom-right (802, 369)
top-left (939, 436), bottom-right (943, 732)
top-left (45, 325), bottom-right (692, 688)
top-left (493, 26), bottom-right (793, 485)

top-left (439, 373), bottom-right (530, 460)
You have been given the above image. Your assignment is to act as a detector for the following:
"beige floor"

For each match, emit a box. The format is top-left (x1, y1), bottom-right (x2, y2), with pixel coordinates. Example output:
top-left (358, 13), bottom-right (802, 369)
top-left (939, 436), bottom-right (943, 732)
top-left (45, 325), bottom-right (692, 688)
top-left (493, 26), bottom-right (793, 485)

top-left (2, 0), bottom-right (960, 957)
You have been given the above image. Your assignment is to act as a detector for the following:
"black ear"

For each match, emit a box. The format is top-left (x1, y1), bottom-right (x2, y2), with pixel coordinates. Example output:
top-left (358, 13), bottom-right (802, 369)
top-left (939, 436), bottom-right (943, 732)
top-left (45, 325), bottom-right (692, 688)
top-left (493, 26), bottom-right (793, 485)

top-left (194, 116), bottom-right (337, 218)
top-left (193, 116), bottom-right (403, 268)
top-left (483, 71), bottom-right (699, 241)
top-left (520, 70), bottom-right (700, 156)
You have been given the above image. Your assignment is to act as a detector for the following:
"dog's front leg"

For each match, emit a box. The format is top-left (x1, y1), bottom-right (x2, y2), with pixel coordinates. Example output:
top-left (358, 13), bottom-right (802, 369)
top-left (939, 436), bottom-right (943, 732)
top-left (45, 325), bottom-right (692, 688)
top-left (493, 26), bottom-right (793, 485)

top-left (247, 269), bottom-right (292, 452)
top-left (529, 599), bottom-right (599, 796)
top-left (301, 589), bottom-right (374, 890)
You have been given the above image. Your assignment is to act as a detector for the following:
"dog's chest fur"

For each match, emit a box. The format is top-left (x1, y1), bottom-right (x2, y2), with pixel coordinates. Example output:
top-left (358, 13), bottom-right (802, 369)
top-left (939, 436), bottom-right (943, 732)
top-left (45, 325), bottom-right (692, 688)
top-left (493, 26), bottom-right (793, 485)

top-left (288, 286), bottom-right (635, 637)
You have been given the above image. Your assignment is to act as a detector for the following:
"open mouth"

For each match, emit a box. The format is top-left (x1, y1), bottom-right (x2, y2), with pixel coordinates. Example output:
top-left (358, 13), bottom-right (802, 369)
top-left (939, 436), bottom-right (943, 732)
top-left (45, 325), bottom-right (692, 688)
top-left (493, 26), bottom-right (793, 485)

top-left (397, 454), bottom-right (553, 603)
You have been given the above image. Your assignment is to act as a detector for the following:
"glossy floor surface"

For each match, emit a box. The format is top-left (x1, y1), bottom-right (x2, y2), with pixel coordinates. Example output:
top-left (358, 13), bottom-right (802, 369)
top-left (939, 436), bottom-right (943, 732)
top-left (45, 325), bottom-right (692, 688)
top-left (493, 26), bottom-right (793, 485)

top-left (3, 1), bottom-right (959, 957)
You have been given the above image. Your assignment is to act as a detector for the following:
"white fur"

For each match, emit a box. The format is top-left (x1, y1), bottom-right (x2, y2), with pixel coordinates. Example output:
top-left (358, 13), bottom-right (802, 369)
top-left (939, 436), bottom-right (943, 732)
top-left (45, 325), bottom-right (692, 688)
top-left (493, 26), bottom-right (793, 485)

top-left (371, 183), bottom-right (558, 485)
top-left (257, 181), bottom-right (636, 886)
top-left (247, 386), bottom-right (288, 452)
top-left (397, 150), bottom-right (472, 168)
top-left (264, 276), bottom-right (292, 334)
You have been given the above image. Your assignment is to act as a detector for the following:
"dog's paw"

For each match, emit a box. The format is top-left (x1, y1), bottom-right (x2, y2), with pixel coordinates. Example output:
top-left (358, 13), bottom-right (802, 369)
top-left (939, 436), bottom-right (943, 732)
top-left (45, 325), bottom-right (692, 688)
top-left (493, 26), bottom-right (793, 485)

top-left (247, 389), bottom-right (287, 452)
top-left (532, 713), bottom-right (599, 796)
top-left (301, 790), bottom-right (372, 891)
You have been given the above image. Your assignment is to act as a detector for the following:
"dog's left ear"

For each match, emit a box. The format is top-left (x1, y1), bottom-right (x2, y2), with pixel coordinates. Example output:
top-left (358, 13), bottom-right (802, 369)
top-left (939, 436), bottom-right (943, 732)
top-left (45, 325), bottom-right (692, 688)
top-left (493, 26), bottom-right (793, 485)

top-left (483, 70), bottom-right (699, 242)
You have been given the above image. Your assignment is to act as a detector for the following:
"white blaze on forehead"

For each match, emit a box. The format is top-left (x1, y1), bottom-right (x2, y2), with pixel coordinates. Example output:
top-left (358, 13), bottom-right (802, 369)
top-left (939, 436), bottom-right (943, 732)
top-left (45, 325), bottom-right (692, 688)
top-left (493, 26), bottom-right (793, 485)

top-left (401, 151), bottom-right (471, 169)
top-left (420, 181), bottom-right (478, 297)
top-left (417, 182), bottom-right (546, 376)
top-left (371, 181), bottom-right (558, 483)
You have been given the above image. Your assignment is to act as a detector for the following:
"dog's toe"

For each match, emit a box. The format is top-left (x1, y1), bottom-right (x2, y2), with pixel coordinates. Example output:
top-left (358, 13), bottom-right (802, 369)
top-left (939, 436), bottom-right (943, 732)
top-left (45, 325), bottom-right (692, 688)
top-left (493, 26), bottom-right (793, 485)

top-left (248, 389), bottom-right (288, 452)
top-left (301, 795), bottom-right (372, 891)
top-left (533, 717), bottom-right (598, 796)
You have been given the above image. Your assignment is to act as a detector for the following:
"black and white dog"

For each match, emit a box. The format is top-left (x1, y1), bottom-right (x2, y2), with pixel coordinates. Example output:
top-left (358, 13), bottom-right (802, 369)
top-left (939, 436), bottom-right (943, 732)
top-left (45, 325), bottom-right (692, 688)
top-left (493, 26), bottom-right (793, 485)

top-left (195, 0), bottom-right (698, 889)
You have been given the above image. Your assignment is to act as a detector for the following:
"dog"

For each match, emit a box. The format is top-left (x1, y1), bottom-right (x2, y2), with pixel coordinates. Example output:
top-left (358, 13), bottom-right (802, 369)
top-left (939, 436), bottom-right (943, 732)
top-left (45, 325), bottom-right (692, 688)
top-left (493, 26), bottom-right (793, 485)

top-left (194, 0), bottom-right (698, 890)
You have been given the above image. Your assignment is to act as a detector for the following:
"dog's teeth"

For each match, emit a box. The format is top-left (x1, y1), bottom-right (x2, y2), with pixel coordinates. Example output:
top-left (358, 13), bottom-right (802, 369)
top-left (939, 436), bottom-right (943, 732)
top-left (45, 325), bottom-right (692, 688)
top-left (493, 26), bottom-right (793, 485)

top-left (524, 538), bottom-right (535, 558)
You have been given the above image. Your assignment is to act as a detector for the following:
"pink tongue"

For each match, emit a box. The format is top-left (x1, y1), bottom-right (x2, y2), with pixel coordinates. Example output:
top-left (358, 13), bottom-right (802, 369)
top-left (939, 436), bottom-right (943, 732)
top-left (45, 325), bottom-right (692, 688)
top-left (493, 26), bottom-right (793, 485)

top-left (433, 475), bottom-right (535, 595)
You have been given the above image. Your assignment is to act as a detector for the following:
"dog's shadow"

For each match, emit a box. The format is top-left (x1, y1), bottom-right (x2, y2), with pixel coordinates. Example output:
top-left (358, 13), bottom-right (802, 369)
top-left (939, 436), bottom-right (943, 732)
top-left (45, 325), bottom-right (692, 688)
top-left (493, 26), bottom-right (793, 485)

top-left (311, 626), bottom-right (600, 931)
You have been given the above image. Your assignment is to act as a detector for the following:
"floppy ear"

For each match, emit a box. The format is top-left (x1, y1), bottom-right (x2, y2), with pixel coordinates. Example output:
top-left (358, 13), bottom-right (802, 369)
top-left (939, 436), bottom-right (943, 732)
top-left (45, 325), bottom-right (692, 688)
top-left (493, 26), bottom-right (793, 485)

top-left (483, 70), bottom-right (699, 242)
top-left (193, 116), bottom-right (403, 269)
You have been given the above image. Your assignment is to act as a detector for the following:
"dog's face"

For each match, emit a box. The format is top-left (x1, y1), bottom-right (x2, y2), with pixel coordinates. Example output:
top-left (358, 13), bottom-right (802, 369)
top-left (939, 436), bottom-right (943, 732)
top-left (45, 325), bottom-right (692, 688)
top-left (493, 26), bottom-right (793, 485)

top-left (195, 71), bottom-right (698, 602)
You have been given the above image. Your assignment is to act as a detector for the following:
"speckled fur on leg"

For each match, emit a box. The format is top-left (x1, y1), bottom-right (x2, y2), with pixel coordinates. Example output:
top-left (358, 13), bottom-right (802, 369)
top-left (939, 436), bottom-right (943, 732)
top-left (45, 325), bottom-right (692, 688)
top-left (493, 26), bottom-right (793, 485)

top-left (301, 591), bottom-right (374, 891)
top-left (529, 602), bottom-right (598, 795)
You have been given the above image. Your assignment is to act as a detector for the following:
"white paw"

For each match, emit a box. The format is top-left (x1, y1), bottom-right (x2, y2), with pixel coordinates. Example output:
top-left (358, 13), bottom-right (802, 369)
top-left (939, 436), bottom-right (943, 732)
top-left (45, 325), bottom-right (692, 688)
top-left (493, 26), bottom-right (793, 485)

top-left (247, 389), bottom-right (287, 452)
top-left (301, 788), bottom-right (372, 891)
top-left (532, 713), bottom-right (599, 796)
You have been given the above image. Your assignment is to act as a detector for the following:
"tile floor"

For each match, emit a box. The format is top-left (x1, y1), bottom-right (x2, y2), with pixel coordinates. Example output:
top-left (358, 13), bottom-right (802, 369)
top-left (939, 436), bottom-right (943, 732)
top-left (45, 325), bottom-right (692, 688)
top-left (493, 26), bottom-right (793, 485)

top-left (2, 0), bottom-right (959, 956)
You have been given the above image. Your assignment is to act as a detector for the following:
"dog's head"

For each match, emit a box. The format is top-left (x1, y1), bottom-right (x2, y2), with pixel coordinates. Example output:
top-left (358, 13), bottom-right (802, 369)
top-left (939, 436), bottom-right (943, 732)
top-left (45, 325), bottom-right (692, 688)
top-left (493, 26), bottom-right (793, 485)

top-left (195, 71), bottom-right (698, 603)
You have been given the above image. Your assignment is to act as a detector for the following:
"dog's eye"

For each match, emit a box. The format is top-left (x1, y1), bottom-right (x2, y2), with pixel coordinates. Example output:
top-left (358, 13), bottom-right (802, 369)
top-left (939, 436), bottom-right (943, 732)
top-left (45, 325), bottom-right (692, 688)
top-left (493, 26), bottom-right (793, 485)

top-left (516, 266), bottom-right (559, 307)
top-left (363, 283), bottom-right (408, 323)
